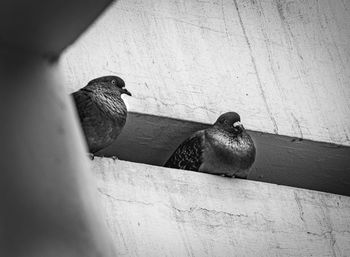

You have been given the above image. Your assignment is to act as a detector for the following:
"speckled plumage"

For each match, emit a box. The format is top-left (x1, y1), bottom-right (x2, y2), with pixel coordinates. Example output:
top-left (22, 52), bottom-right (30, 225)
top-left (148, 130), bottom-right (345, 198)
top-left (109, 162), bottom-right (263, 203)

top-left (164, 112), bottom-right (256, 178)
top-left (72, 76), bottom-right (131, 154)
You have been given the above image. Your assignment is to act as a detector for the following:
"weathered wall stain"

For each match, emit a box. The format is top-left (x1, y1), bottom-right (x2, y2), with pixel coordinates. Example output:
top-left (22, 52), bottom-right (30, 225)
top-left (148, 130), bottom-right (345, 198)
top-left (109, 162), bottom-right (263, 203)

top-left (62, 0), bottom-right (350, 146)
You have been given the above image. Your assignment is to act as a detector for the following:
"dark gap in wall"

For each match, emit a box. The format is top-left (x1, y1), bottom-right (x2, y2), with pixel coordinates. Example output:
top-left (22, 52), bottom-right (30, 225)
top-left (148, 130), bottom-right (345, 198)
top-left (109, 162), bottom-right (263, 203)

top-left (98, 112), bottom-right (350, 196)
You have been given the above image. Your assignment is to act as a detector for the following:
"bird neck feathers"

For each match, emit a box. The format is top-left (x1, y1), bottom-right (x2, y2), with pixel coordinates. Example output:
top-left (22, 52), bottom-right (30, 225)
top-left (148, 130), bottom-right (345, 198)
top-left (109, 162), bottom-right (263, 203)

top-left (214, 126), bottom-right (243, 139)
top-left (95, 91), bottom-right (127, 119)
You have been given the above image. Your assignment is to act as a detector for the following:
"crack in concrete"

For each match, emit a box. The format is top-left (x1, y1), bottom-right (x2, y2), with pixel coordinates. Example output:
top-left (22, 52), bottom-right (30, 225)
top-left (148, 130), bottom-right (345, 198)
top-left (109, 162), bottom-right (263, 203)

top-left (319, 197), bottom-right (339, 257)
top-left (232, 0), bottom-right (279, 134)
top-left (221, 0), bottom-right (232, 43)
top-left (98, 189), bottom-right (251, 221)
top-left (294, 192), bottom-right (305, 222)
top-left (172, 205), bottom-right (249, 219)
top-left (290, 113), bottom-right (304, 140)
top-left (98, 188), bottom-right (156, 206)
top-left (305, 230), bottom-right (350, 238)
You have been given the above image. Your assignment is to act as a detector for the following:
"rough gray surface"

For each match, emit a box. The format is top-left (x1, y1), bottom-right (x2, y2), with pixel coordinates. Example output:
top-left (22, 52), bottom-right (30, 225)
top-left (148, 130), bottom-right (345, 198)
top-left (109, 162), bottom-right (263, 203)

top-left (92, 158), bottom-right (350, 257)
top-left (63, 0), bottom-right (350, 146)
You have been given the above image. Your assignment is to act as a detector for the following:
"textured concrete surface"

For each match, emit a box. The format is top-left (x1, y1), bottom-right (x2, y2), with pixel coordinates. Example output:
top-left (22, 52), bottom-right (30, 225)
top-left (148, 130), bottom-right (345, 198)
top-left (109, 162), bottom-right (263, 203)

top-left (98, 112), bottom-right (350, 196)
top-left (62, 0), bottom-right (350, 146)
top-left (93, 158), bottom-right (350, 257)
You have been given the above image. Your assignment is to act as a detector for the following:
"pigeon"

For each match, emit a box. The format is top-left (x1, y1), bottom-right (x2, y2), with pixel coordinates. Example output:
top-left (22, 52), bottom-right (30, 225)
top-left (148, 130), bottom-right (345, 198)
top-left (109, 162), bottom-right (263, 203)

top-left (164, 112), bottom-right (256, 178)
top-left (71, 75), bottom-right (131, 154)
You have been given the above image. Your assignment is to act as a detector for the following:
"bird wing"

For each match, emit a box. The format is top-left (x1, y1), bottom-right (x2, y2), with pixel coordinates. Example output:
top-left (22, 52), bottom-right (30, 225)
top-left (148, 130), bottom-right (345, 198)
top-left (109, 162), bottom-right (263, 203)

top-left (71, 89), bottom-right (108, 153)
top-left (164, 130), bottom-right (205, 171)
top-left (72, 89), bottom-right (98, 125)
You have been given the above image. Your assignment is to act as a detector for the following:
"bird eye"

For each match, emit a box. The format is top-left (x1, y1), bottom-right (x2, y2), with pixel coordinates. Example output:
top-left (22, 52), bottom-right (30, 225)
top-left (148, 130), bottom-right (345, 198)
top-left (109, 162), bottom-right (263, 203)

top-left (111, 80), bottom-right (116, 84)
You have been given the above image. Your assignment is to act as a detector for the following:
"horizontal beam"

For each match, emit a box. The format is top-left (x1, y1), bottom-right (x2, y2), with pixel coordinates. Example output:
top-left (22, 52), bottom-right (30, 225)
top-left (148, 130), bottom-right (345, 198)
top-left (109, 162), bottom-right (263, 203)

top-left (98, 112), bottom-right (350, 196)
top-left (93, 158), bottom-right (350, 257)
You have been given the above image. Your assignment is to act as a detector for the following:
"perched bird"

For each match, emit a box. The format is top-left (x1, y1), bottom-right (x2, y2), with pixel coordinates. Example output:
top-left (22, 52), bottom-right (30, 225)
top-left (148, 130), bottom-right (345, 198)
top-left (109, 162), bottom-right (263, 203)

top-left (164, 112), bottom-right (256, 178)
top-left (72, 75), bottom-right (131, 154)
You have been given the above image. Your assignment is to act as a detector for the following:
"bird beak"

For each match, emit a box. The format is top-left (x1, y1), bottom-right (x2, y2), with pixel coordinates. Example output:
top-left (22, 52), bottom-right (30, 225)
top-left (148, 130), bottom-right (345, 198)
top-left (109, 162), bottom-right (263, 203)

top-left (233, 121), bottom-right (244, 132)
top-left (121, 87), bottom-right (132, 96)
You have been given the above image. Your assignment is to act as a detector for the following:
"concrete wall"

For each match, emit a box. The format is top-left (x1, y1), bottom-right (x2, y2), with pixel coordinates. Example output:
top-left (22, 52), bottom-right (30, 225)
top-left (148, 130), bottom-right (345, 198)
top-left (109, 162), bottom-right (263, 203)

top-left (62, 0), bottom-right (350, 146)
top-left (93, 158), bottom-right (350, 257)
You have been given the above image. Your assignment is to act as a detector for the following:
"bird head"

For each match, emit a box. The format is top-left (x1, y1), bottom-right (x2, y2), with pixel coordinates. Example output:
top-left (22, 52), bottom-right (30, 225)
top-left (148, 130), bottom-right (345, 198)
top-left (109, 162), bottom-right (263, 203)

top-left (87, 76), bottom-right (132, 96)
top-left (214, 112), bottom-right (244, 134)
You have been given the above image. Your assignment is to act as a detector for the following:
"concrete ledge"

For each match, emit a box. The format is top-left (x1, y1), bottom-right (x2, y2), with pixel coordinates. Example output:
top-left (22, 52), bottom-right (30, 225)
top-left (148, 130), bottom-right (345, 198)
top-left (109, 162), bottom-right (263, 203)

top-left (92, 158), bottom-right (350, 257)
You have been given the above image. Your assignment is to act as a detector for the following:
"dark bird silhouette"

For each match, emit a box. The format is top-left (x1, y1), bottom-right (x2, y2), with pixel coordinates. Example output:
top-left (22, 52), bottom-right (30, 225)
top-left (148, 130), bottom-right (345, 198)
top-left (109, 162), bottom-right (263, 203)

top-left (72, 75), bottom-right (131, 154)
top-left (164, 112), bottom-right (256, 178)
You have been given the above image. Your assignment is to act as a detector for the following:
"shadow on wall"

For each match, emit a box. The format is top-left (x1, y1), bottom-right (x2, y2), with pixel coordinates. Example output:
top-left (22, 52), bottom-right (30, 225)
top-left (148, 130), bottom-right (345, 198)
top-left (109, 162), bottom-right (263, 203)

top-left (98, 112), bottom-right (350, 196)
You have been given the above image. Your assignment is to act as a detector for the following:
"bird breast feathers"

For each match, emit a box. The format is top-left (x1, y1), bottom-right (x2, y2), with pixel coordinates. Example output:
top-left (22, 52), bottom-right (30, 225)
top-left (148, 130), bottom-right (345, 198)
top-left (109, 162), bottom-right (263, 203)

top-left (206, 130), bottom-right (253, 157)
top-left (95, 93), bottom-right (127, 117)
